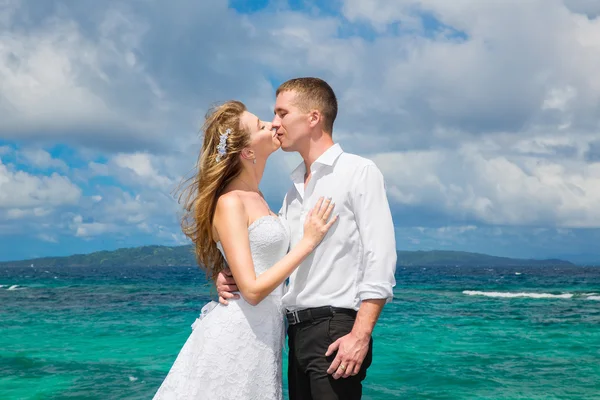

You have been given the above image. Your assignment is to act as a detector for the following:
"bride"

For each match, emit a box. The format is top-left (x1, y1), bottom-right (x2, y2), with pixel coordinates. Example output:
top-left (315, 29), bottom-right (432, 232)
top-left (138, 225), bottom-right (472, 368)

top-left (152, 100), bottom-right (337, 400)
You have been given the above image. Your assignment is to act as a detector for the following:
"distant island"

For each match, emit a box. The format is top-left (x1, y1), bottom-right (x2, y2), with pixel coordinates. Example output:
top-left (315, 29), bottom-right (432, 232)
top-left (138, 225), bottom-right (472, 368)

top-left (0, 245), bottom-right (577, 268)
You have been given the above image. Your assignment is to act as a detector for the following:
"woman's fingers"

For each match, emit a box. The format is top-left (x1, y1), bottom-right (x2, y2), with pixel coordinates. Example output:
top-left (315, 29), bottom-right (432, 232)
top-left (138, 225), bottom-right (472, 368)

top-left (317, 197), bottom-right (332, 219)
top-left (321, 200), bottom-right (335, 222)
top-left (324, 214), bottom-right (339, 229)
top-left (313, 197), bottom-right (324, 217)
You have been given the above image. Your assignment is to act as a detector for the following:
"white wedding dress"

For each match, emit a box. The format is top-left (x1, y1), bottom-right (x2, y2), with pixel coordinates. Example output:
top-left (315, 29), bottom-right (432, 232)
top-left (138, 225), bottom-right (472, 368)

top-left (153, 215), bottom-right (289, 400)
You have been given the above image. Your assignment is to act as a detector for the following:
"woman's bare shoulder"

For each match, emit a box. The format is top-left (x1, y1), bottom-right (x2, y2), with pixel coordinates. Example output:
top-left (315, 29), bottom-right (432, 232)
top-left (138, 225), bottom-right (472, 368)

top-left (216, 191), bottom-right (245, 211)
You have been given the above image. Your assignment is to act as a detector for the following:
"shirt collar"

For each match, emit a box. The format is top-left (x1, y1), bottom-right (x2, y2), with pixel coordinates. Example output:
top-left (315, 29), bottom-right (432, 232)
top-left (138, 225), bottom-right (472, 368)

top-left (290, 144), bottom-right (344, 182)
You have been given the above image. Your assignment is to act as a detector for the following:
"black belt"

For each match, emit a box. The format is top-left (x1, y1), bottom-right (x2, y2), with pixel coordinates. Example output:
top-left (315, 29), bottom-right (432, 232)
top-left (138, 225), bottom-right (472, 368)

top-left (285, 306), bottom-right (357, 325)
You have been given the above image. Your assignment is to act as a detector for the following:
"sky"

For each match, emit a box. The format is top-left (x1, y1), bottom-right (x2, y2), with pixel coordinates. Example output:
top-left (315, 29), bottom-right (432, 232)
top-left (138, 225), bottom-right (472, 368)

top-left (1, 0), bottom-right (600, 264)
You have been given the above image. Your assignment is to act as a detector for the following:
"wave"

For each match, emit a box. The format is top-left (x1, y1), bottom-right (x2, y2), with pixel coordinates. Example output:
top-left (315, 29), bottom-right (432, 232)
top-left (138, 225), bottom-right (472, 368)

top-left (463, 290), bottom-right (573, 299)
top-left (6, 285), bottom-right (23, 291)
top-left (587, 296), bottom-right (600, 301)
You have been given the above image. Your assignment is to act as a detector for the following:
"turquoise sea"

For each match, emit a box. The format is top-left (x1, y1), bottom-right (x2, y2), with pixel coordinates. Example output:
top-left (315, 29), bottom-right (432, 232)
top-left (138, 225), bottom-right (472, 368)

top-left (1, 264), bottom-right (599, 399)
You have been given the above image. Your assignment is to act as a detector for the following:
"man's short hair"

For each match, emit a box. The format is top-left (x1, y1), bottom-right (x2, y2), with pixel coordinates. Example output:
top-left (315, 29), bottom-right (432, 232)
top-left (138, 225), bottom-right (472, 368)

top-left (276, 77), bottom-right (338, 134)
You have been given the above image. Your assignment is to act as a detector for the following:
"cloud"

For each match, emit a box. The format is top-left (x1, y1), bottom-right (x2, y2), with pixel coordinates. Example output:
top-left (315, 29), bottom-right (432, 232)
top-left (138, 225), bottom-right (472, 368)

top-left (0, 0), bottom-right (280, 152)
top-left (2, 0), bottom-right (600, 261)
top-left (330, 0), bottom-right (600, 153)
top-left (37, 233), bottom-right (58, 243)
top-left (112, 153), bottom-right (175, 190)
top-left (395, 223), bottom-right (600, 261)
top-left (73, 220), bottom-right (116, 238)
top-left (0, 3), bottom-right (155, 149)
top-left (564, 0), bottom-right (600, 17)
top-left (65, 184), bottom-right (183, 242)
top-left (4, 0), bottom-right (600, 153)
top-left (376, 140), bottom-right (600, 227)
top-left (0, 157), bottom-right (83, 245)
top-left (0, 158), bottom-right (81, 210)
top-left (18, 148), bottom-right (69, 171)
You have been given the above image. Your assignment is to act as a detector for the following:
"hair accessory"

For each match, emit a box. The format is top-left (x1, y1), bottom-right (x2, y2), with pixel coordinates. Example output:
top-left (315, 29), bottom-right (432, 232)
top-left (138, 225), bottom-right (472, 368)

top-left (216, 128), bottom-right (231, 162)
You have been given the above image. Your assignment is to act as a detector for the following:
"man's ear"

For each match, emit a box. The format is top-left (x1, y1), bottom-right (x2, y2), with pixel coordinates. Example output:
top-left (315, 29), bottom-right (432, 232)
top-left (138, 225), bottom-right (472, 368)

top-left (308, 110), bottom-right (321, 128)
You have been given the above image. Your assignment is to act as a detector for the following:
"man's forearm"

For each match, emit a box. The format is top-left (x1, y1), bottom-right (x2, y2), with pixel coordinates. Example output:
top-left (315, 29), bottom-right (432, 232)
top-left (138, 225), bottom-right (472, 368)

top-left (351, 299), bottom-right (386, 339)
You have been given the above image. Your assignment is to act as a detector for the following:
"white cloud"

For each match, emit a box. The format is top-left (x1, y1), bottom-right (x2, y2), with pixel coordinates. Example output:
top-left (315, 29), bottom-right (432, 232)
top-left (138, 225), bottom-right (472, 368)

top-left (374, 138), bottom-right (600, 228)
top-left (0, 15), bottom-right (130, 138)
top-left (437, 225), bottom-right (477, 234)
top-left (75, 222), bottom-right (115, 238)
top-left (0, 1), bottom-right (177, 150)
top-left (18, 148), bottom-right (69, 171)
top-left (65, 186), bottom-right (182, 242)
top-left (0, 159), bottom-right (81, 209)
top-left (342, 0), bottom-right (421, 30)
top-left (37, 233), bottom-right (58, 243)
top-left (542, 86), bottom-right (578, 112)
top-left (2, 0), bottom-right (600, 260)
top-left (112, 153), bottom-right (174, 190)
top-left (0, 0), bottom-right (283, 152)
top-left (331, 0), bottom-right (600, 152)
top-left (5, 208), bottom-right (29, 220)
top-left (395, 223), bottom-right (600, 262)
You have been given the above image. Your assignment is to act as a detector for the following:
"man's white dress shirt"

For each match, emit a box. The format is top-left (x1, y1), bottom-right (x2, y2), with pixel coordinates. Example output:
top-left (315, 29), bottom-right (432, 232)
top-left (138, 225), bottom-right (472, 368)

top-left (280, 144), bottom-right (397, 311)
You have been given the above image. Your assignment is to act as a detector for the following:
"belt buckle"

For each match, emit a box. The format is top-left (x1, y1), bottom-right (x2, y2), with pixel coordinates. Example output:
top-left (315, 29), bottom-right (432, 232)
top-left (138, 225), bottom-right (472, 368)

top-left (287, 310), bottom-right (300, 325)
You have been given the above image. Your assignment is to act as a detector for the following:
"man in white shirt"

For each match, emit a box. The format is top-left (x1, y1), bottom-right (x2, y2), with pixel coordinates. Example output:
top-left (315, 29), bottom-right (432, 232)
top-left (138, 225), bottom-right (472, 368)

top-left (218, 77), bottom-right (396, 399)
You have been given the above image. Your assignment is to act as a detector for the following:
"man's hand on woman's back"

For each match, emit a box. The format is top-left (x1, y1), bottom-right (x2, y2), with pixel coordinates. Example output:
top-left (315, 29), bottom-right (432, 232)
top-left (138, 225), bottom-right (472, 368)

top-left (216, 268), bottom-right (239, 305)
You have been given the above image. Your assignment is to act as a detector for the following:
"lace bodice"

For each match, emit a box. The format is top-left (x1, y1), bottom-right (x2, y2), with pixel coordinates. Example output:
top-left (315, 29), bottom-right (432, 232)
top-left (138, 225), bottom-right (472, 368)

top-left (217, 215), bottom-right (290, 277)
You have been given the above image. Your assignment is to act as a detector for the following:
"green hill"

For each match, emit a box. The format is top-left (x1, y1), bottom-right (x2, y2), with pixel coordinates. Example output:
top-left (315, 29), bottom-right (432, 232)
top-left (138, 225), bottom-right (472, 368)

top-left (0, 245), bottom-right (196, 268)
top-left (396, 250), bottom-right (573, 267)
top-left (0, 245), bottom-right (575, 268)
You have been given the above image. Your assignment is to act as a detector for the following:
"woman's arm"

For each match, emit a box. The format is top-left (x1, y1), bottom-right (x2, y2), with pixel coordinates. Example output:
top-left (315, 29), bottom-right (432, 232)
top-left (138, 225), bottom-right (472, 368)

top-left (213, 194), bottom-right (335, 306)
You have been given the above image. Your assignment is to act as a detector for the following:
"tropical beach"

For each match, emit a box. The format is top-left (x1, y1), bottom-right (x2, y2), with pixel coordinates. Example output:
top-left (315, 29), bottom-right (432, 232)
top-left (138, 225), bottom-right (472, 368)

top-left (2, 0), bottom-right (600, 399)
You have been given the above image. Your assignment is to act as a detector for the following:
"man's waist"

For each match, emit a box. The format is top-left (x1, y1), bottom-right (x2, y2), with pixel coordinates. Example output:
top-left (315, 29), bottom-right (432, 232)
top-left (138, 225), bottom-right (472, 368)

top-left (285, 306), bottom-right (357, 325)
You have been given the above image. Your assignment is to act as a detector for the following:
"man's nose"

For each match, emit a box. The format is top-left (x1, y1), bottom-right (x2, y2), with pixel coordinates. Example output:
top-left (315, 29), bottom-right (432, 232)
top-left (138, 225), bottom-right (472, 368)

top-left (271, 115), bottom-right (280, 127)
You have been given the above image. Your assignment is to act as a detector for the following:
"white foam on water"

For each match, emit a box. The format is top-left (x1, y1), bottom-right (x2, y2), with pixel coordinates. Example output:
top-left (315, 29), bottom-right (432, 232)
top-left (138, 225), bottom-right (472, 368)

top-left (586, 296), bottom-right (600, 301)
top-left (0, 285), bottom-right (4, 288)
top-left (463, 290), bottom-right (573, 299)
top-left (515, 272), bottom-right (522, 275)
top-left (7, 285), bottom-right (21, 291)
top-left (129, 376), bottom-right (138, 382)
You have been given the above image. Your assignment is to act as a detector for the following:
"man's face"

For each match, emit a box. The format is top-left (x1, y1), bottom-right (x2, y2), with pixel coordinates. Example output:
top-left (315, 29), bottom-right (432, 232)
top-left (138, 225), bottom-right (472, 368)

top-left (272, 90), bottom-right (311, 152)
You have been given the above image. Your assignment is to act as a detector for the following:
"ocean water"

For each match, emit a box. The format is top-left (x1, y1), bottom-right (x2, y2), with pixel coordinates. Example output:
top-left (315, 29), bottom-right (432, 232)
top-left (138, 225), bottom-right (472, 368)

top-left (1, 264), bottom-right (599, 400)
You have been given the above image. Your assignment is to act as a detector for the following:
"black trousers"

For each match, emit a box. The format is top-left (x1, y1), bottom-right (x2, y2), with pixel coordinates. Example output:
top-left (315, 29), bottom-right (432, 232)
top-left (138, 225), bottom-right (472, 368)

top-left (287, 310), bottom-right (373, 400)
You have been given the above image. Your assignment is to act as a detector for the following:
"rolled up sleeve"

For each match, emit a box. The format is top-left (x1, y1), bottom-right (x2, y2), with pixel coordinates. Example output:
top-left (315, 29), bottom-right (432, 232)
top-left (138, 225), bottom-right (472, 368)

top-left (352, 164), bottom-right (397, 302)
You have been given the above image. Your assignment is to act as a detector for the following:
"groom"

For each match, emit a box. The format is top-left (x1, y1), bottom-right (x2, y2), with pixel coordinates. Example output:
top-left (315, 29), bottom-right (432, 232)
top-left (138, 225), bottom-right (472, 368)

top-left (218, 77), bottom-right (397, 399)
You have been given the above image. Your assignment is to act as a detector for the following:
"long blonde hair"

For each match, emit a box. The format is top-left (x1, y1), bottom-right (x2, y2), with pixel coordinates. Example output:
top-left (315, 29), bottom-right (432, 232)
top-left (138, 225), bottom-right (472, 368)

top-left (179, 101), bottom-right (250, 281)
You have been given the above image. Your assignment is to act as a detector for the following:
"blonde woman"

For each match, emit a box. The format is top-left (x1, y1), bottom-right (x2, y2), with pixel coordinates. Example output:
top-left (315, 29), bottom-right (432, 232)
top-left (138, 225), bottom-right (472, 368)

top-left (152, 100), bottom-right (337, 400)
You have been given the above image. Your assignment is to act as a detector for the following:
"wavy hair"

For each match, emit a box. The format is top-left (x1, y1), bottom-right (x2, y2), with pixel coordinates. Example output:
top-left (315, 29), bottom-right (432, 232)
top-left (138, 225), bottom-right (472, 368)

top-left (178, 100), bottom-right (250, 281)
